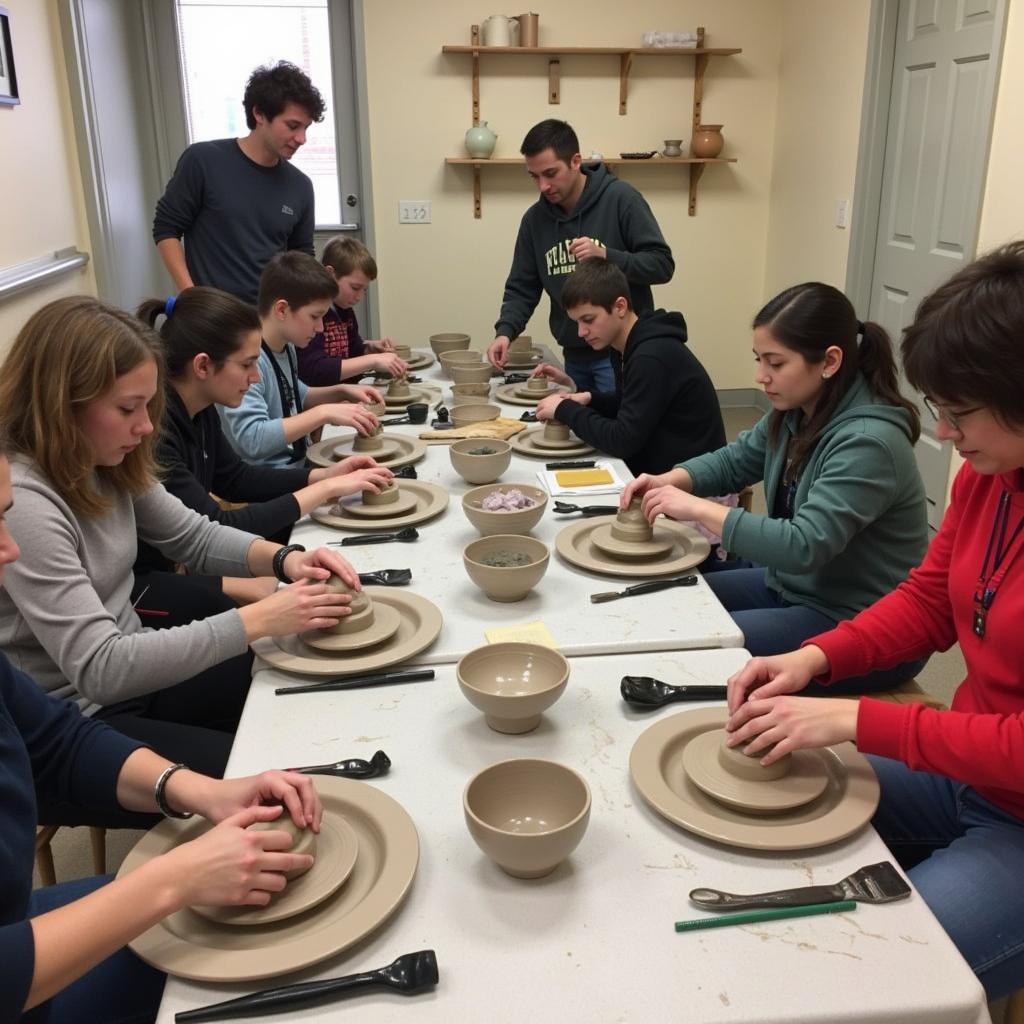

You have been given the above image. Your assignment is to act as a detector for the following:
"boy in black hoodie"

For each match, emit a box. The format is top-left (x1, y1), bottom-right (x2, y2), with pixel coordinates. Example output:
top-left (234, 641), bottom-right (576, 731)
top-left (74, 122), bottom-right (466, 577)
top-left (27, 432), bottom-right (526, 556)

top-left (534, 259), bottom-right (725, 477)
top-left (487, 120), bottom-right (674, 393)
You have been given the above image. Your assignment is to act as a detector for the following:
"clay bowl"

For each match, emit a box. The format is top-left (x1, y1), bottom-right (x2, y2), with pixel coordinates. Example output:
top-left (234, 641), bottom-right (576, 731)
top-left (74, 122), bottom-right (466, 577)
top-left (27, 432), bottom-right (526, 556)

top-left (450, 364), bottom-right (495, 386)
top-left (463, 534), bottom-right (550, 602)
top-left (439, 350), bottom-right (484, 380)
top-left (507, 334), bottom-right (532, 353)
top-left (464, 758), bottom-right (591, 878)
top-left (449, 438), bottom-right (512, 484)
top-left (248, 814), bottom-right (317, 880)
top-left (450, 403), bottom-right (501, 428)
top-left (462, 484), bottom-right (548, 536)
top-left (392, 344), bottom-right (412, 360)
top-left (451, 382), bottom-right (491, 400)
top-left (457, 642), bottom-right (569, 733)
top-left (429, 333), bottom-right (471, 356)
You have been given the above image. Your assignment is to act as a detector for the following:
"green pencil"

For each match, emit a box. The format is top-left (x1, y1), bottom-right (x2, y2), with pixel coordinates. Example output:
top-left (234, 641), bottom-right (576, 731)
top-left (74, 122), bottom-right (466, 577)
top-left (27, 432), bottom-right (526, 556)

top-left (674, 899), bottom-right (857, 932)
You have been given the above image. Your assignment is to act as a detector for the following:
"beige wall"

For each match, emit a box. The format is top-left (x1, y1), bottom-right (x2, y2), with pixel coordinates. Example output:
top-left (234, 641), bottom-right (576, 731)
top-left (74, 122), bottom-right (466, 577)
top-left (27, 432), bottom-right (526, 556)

top-left (0, 1), bottom-right (95, 356)
top-left (362, 0), bottom-right (784, 389)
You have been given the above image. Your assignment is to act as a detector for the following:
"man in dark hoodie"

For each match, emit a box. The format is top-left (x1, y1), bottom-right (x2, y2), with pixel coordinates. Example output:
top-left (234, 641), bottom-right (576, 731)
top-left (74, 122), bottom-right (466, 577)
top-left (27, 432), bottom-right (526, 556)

top-left (487, 120), bottom-right (674, 393)
top-left (533, 259), bottom-right (725, 477)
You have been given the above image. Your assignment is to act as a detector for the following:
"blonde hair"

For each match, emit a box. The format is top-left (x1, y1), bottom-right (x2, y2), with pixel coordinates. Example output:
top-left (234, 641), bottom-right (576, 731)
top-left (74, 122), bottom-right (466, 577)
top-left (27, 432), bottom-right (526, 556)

top-left (0, 296), bottom-right (165, 517)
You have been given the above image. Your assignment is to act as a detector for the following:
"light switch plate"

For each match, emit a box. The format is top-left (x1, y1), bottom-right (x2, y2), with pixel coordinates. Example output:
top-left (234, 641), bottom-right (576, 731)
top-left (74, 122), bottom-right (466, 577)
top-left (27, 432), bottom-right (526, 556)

top-left (399, 201), bottom-right (431, 224)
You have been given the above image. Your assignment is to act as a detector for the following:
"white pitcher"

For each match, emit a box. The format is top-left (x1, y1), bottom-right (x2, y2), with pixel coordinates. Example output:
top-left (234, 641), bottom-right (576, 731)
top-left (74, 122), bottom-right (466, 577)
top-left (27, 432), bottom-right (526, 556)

top-left (481, 14), bottom-right (520, 47)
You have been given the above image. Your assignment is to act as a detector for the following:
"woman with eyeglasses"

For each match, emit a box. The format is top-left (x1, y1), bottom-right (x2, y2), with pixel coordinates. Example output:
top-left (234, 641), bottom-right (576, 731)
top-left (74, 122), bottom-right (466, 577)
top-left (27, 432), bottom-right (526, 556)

top-left (621, 281), bottom-right (929, 693)
top-left (134, 287), bottom-right (392, 606)
top-left (724, 241), bottom-right (1024, 1000)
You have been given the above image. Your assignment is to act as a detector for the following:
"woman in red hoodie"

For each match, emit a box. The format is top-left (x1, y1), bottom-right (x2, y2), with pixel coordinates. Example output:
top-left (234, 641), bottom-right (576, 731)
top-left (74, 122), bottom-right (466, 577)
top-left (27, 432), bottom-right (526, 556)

top-left (724, 241), bottom-right (1024, 1000)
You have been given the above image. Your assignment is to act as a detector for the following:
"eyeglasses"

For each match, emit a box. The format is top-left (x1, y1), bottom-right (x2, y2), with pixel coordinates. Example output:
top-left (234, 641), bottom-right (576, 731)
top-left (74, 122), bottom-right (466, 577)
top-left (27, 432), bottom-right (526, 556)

top-left (922, 397), bottom-right (982, 432)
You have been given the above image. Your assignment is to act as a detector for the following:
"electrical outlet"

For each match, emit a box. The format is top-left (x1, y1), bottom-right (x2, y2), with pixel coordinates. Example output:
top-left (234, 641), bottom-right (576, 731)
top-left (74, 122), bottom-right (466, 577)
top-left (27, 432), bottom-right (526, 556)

top-left (835, 198), bottom-right (850, 229)
top-left (399, 201), bottom-right (431, 224)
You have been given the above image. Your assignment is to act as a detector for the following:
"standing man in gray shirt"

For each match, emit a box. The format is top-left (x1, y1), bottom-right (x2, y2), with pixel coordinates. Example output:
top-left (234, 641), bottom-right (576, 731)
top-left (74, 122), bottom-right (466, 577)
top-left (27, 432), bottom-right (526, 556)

top-left (153, 61), bottom-right (326, 304)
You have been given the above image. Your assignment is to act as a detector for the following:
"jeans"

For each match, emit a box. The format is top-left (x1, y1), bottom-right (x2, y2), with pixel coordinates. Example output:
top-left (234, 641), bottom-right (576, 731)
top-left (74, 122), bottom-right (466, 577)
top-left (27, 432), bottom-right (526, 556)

top-left (868, 755), bottom-right (1024, 1000)
top-left (563, 353), bottom-right (615, 394)
top-left (27, 875), bottom-right (165, 1023)
top-left (702, 563), bottom-right (926, 694)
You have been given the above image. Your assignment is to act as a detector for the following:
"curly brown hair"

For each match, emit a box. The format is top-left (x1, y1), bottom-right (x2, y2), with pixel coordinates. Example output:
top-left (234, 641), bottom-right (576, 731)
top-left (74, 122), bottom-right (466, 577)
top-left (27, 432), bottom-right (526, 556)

top-left (243, 61), bottom-right (325, 129)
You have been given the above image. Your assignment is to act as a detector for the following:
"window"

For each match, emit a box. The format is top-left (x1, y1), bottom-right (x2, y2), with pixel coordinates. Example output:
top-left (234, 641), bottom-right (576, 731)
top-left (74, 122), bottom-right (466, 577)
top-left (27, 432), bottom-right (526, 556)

top-left (175, 0), bottom-right (341, 225)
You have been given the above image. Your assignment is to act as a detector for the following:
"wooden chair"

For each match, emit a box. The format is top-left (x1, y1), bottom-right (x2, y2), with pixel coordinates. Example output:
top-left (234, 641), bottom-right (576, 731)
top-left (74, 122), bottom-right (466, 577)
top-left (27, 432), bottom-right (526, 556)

top-left (737, 486), bottom-right (754, 513)
top-left (1006, 989), bottom-right (1024, 1024)
top-left (34, 825), bottom-right (107, 887)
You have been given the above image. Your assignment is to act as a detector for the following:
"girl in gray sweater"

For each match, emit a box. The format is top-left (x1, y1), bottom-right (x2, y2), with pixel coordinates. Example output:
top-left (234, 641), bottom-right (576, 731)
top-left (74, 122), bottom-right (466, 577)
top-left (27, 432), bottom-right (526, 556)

top-left (0, 297), bottom-right (360, 802)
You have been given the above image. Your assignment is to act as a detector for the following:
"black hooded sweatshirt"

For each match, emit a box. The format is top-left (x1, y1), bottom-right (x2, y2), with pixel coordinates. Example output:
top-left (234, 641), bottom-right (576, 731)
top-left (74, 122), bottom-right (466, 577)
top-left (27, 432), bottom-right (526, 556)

top-left (554, 310), bottom-right (726, 476)
top-left (495, 163), bottom-right (674, 362)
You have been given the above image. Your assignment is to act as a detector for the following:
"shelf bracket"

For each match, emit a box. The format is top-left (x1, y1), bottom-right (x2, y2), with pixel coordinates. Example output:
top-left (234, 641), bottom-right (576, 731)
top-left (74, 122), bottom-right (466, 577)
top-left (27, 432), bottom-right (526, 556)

top-left (473, 165), bottom-right (482, 219)
top-left (548, 59), bottom-right (560, 104)
top-left (619, 52), bottom-right (633, 115)
top-left (471, 24), bottom-right (480, 125)
top-left (692, 26), bottom-right (707, 134)
top-left (688, 163), bottom-right (705, 216)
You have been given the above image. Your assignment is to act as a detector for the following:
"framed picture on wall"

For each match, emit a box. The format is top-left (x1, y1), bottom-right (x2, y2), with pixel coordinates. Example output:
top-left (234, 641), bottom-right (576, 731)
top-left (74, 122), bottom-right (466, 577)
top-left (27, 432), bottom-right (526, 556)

top-left (0, 7), bottom-right (19, 106)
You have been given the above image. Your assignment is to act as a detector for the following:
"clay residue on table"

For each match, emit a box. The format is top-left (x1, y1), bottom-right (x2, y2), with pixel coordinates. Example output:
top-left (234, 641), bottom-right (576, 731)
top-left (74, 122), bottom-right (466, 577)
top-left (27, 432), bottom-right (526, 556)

top-left (642, 852), bottom-right (697, 873)
top-left (354, 734), bottom-right (387, 742)
top-left (740, 925), bottom-right (864, 961)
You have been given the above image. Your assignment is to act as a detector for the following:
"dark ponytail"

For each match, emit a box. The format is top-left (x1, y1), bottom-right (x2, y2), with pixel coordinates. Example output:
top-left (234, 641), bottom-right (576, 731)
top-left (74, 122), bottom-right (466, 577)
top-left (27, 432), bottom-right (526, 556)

top-left (136, 287), bottom-right (261, 378)
top-left (756, 283), bottom-right (920, 480)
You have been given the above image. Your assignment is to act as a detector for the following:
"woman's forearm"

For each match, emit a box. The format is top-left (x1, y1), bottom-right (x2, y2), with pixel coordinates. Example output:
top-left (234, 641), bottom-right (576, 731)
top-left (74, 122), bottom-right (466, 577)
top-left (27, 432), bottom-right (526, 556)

top-left (281, 407), bottom-right (326, 442)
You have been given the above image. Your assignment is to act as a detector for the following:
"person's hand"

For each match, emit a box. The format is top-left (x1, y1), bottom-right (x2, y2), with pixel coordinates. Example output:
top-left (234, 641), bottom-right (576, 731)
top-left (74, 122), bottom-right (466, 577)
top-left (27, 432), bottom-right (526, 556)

top-left (532, 363), bottom-right (574, 389)
top-left (161, 804), bottom-right (314, 908)
top-left (487, 336), bottom-right (511, 369)
top-left (366, 337), bottom-right (395, 353)
top-left (249, 579), bottom-right (350, 637)
top-left (325, 454), bottom-right (379, 477)
top-left (534, 393), bottom-right (568, 422)
top-left (373, 353), bottom-right (409, 377)
top-left (187, 770), bottom-right (322, 831)
top-left (640, 485), bottom-right (703, 525)
top-left (283, 547), bottom-right (361, 590)
top-left (323, 465), bottom-right (394, 499)
top-left (619, 472), bottom-right (675, 509)
top-left (725, 646), bottom-right (829, 714)
top-left (568, 237), bottom-right (607, 261)
top-left (323, 402), bottom-right (379, 436)
top-left (724, 696), bottom-right (859, 765)
top-left (339, 384), bottom-right (384, 405)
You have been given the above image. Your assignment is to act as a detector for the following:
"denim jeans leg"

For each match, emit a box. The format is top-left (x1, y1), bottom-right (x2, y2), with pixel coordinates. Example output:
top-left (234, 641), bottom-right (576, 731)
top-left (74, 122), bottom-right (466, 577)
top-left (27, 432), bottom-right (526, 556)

top-left (867, 755), bottom-right (1024, 1000)
top-left (563, 354), bottom-right (614, 394)
top-left (29, 875), bottom-right (167, 1023)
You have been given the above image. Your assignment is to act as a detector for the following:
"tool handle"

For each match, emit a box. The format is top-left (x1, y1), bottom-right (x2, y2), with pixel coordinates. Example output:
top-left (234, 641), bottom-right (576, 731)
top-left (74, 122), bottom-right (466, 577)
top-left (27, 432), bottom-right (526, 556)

top-left (689, 883), bottom-right (846, 911)
top-left (336, 532), bottom-right (408, 546)
top-left (674, 900), bottom-right (856, 933)
top-left (623, 575), bottom-right (698, 597)
top-left (275, 669), bottom-right (435, 696)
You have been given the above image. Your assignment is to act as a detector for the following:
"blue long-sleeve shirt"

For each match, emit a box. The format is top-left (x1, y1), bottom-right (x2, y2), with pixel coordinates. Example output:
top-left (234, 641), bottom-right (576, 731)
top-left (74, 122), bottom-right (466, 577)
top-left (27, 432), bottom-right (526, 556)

top-left (0, 654), bottom-right (143, 1022)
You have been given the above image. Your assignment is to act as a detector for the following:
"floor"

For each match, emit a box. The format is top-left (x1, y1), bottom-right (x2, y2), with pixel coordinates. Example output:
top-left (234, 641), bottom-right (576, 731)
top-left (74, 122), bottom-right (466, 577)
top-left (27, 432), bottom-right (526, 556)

top-left (32, 403), bottom-right (1000, 1019)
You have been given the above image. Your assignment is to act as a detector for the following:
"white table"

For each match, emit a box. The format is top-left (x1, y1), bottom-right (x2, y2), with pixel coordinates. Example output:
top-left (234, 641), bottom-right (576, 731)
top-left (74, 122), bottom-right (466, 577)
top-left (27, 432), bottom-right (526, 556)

top-left (157, 649), bottom-right (989, 1024)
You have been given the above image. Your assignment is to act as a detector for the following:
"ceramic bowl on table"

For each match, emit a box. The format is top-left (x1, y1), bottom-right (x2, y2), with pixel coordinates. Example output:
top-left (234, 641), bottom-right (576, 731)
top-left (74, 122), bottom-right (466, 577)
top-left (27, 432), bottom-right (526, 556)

top-left (449, 403), bottom-right (501, 428)
top-left (439, 350), bottom-right (483, 368)
top-left (464, 758), bottom-right (591, 878)
top-left (462, 483), bottom-right (548, 536)
top-left (457, 642), bottom-right (569, 733)
top-left (463, 534), bottom-right (550, 602)
top-left (429, 333), bottom-right (471, 356)
top-left (450, 364), bottom-right (494, 385)
top-left (449, 438), bottom-right (512, 484)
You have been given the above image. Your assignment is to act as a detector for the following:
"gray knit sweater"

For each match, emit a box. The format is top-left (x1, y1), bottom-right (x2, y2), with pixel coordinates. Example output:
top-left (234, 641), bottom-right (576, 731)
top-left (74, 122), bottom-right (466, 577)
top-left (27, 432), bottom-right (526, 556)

top-left (0, 456), bottom-right (254, 715)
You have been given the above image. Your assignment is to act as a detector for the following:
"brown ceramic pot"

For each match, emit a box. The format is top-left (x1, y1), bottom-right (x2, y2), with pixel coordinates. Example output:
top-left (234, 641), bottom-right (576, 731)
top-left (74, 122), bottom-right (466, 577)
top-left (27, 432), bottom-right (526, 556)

top-left (691, 124), bottom-right (724, 158)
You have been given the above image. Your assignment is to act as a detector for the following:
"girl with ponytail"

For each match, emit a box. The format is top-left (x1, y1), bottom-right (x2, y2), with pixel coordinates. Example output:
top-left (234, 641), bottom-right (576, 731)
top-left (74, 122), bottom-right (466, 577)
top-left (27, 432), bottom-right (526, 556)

top-left (621, 282), bottom-right (929, 692)
top-left (135, 287), bottom-right (392, 602)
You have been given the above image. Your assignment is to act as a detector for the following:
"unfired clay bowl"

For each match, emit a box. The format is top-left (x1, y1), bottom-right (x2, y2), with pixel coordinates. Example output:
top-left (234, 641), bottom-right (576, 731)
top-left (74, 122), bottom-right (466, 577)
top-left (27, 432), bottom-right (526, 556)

top-left (462, 484), bottom-right (548, 536)
top-left (449, 438), bottom-right (512, 484)
top-left (450, 364), bottom-right (495, 385)
top-left (429, 333), bottom-right (471, 355)
top-left (457, 642), bottom-right (569, 733)
top-left (248, 814), bottom-right (317, 880)
top-left (451, 382), bottom-right (491, 400)
top-left (439, 351), bottom-right (484, 380)
top-left (507, 335), bottom-right (532, 353)
top-left (464, 758), bottom-right (591, 878)
top-left (463, 534), bottom-right (550, 602)
top-left (392, 344), bottom-right (412, 360)
top-left (450, 403), bottom-right (501, 428)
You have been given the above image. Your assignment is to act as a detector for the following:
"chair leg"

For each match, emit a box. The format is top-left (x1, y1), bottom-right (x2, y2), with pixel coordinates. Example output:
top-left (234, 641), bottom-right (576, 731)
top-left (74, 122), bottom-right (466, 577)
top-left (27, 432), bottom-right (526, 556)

top-left (34, 825), bottom-right (60, 887)
top-left (89, 826), bottom-right (107, 875)
top-left (1005, 988), bottom-right (1024, 1024)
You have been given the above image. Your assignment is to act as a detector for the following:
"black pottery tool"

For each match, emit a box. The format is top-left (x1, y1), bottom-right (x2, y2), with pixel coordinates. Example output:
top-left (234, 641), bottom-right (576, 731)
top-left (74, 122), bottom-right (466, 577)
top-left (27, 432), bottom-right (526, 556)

top-left (288, 750), bottom-right (391, 779)
top-left (620, 675), bottom-right (727, 708)
top-left (275, 668), bottom-right (435, 696)
top-left (357, 568), bottom-right (412, 586)
top-left (545, 459), bottom-right (597, 470)
top-left (689, 862), bottom-right (911, 911)
top-left (519, 410), bottom-right (538, 422)
top-left (553, 500), bottom-right (617, 517)
top-left (174, 950), bottom-right (439, 1022)
top-left (381, 402), bottom-right (428, 426)
top-left (591, 575), bottom-right (698, 604)
top-left (330, 527), bottom-right (419, 546)
top-left (392, 464), bottom-right (418, 480)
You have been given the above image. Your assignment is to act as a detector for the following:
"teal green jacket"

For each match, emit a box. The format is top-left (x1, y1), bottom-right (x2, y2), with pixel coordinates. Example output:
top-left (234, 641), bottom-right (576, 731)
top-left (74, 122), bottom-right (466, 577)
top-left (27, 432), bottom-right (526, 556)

top-left (679, 375), bottom-right (928, 621)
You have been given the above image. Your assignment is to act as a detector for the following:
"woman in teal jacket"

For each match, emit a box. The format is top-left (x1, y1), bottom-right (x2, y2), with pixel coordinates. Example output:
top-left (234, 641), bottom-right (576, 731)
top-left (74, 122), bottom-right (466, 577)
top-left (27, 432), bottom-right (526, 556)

top-left (622, 282), bottom-right (929, 692)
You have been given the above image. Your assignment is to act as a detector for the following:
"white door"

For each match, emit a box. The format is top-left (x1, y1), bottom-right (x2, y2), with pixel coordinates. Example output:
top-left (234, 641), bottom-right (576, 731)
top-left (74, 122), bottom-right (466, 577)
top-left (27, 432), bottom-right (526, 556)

top-left (868, 0), bottom-right (1006, 529)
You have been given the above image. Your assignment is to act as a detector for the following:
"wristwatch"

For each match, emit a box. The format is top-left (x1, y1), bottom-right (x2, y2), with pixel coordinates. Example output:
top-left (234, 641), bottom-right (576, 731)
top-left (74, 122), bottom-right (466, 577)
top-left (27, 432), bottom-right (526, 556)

top-left (273, 543), bottom-right (306, 584)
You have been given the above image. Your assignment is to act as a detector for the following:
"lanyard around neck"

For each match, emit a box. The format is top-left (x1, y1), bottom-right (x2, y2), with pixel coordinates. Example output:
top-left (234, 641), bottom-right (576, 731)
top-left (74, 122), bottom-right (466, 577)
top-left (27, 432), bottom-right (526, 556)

top-left (262, 341), bottom-right (307, 461)
top-left (972, 490), bottom-right (1024, 638)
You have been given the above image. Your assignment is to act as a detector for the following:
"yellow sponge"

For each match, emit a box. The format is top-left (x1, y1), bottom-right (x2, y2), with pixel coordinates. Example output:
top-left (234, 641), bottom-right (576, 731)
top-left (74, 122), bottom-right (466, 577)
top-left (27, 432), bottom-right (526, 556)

top-left (555, 468), bottom-right (614, 487)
